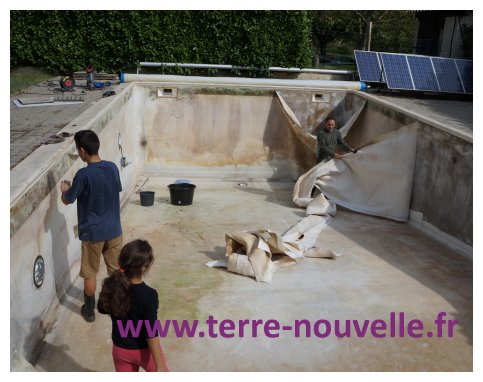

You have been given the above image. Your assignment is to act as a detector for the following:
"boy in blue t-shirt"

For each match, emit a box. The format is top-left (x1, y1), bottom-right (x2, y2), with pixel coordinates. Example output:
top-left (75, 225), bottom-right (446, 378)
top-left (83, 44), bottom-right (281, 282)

top-left (60, 130), bottom-right (123, 323)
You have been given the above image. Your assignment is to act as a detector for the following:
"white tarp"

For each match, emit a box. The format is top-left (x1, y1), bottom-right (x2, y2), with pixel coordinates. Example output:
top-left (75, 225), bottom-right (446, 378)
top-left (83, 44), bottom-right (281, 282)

top-left (206, 99), bottom-right (419, 283)
top-left (275, 91), bottom-right (317, 153)
top-left (294, 123), bottom-right (419, 222)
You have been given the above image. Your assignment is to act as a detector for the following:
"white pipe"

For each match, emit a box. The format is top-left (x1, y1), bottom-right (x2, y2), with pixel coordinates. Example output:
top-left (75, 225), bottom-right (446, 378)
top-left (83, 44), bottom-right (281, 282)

top-left (138, 62), bottom-right (354, 75)
top-left (121, 74), bottom-right (368, 91)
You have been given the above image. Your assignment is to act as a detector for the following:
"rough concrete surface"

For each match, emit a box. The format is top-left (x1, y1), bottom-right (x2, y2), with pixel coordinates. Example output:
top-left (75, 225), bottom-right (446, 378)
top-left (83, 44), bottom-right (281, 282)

top-left (411, 124), bottom-right (473, 246)
top-left (373, 95), bottom-right (472, 137)
top-left (10, 77), bottom-right (121, 168)
top-left (29, 180), bottom-right (472, 372)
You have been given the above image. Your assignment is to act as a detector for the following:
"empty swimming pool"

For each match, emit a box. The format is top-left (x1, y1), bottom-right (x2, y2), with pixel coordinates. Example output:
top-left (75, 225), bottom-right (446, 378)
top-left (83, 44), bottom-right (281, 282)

top-left (10, 76), bottom-right (473, 371)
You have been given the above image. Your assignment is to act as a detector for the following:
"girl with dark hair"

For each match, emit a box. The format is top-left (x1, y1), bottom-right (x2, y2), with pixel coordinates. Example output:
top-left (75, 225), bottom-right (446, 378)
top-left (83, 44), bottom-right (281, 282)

top-left (98, 239), bottom-right (168, 372)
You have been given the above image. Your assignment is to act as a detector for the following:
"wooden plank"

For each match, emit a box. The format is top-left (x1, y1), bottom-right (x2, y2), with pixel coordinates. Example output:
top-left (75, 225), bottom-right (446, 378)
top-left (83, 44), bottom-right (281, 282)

top-left (18, 97), bottom-right (54, 105)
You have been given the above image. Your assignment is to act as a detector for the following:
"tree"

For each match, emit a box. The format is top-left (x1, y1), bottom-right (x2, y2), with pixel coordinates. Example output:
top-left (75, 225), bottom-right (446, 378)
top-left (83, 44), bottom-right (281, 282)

top-left (349, 11), bottom-right (412, 51)
top-left (370, 13), bottom-right (418, 54)
top-left (460, 23), bottom-right (473, 59)
top-left (307, 11), bottom-right (349, 57)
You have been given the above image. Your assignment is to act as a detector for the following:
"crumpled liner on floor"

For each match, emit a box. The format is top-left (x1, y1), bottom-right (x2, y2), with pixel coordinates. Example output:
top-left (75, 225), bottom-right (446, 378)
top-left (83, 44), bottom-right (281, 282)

top-left (206, 226), bottom-right (340, 283)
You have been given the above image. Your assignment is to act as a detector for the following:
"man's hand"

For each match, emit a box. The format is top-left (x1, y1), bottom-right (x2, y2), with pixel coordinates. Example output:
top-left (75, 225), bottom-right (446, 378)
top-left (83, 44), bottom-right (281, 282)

top-left (349, 148), bottom-right (358, 153)
top-left (334, 153), bottom-right (343, 160)
top-left (60, 180), bottom-right (71, 193)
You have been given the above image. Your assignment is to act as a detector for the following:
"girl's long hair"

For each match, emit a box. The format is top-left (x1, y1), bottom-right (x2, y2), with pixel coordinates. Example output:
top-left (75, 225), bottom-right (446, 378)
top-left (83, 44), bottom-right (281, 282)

top-left (99, 239), bottom-right (154, 317)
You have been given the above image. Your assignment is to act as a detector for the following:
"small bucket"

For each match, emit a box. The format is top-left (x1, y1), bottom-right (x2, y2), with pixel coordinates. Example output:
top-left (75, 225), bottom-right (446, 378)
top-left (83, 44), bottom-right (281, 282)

top-left (168, 183), bottom-right (196, 206)
top-left (140, 191), bottom-right (155, 207)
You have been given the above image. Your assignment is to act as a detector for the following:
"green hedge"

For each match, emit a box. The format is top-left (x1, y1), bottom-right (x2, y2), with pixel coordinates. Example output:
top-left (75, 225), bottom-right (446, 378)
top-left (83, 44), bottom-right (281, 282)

top-left (10, 10), bottom-right (312, 76)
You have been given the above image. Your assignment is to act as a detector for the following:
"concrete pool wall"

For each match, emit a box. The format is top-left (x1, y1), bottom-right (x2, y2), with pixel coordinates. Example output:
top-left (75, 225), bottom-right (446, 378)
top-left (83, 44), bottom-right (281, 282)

top-left (139, 86), bottom-right (321, 179)
top-left (10, 80), bottom-right (473, 368)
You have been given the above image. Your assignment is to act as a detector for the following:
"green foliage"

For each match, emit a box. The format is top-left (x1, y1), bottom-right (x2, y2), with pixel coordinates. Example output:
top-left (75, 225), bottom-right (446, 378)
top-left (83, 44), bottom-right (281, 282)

top-left (370, 13), bottom-right (418, 54)
top-left (307, 10), bottom-right (418, 55)
top-left (307, 11), bottom-right (352, 56)
top-left (10, 10), bottom-right (312, 75)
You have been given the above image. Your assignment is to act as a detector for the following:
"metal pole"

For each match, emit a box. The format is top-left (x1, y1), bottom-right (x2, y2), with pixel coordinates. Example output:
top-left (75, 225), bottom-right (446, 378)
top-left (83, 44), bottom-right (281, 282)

top-left (139, 62), bottom-right (354, 75)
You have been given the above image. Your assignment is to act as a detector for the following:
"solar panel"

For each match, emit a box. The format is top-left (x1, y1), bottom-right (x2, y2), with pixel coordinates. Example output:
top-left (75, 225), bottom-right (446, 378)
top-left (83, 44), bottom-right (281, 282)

top-left (407, 55), bottom-right (440, 92)
top-left (380, 53), bottom-right (414, 90)
top-left (354, 50), bottom-right (385, 82)
top-left (431, 58), bottom-right (464, 93)
top-left (455, 59), bottom-right (473, 94)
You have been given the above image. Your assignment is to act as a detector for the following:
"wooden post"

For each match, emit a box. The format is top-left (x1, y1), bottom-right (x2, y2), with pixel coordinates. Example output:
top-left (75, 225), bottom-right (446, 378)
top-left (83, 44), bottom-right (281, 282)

top-left (312, 54), bottom-right (319, 69)
top-left (367, 22), bottom-right (373, 51)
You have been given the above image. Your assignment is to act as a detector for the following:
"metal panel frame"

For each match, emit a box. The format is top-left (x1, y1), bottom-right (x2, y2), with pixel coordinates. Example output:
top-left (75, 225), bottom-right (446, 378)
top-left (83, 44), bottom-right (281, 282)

top-left (379, 52), bottom-right (415, 91)
top-left (376, 53), bottom-right (386, 83)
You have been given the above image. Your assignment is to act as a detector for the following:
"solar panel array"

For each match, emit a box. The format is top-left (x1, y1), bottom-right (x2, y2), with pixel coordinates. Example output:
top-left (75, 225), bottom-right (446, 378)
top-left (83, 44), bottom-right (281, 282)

top-left (354, 50), bottom-right (472, 94)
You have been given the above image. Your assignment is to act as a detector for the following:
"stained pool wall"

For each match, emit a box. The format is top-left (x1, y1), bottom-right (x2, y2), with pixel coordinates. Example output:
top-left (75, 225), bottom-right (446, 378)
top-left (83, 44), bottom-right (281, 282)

top-left (10, 84), bottom-right (142, 363)
top-left (139, 86), bottom-right (346, 179)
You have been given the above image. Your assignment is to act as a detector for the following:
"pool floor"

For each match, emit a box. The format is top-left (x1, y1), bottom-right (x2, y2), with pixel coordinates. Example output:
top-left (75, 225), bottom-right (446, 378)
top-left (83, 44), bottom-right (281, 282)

top-left (30, 179), bottom-right (473, 371)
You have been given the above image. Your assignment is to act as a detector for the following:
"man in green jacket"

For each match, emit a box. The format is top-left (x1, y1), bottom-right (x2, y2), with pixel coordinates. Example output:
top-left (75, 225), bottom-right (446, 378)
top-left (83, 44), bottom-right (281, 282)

top-left (316, 117), bottom-right (357, 164)
top-left (311, 117), bottom-right (357, 197)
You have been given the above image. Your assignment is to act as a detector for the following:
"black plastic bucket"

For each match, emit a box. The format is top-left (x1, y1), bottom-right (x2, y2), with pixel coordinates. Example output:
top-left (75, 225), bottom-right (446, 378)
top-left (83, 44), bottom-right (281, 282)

top-left (168, 183), bottom-right (197, 206)
top-left (140, 191), bottom-right (155, 206)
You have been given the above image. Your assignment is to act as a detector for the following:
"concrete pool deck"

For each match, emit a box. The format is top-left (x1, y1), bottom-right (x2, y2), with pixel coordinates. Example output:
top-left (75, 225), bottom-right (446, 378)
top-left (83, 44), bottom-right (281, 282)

top-left (10, 78), bottom-right (121, 169)
top-left (29, 179), bottom-right (473, 372)
top-left (373, 94), bottom-right (473, 137)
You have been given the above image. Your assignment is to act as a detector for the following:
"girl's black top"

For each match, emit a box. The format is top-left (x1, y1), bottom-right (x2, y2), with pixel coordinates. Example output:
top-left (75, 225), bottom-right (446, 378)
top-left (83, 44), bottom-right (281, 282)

top-left (98, 282), bottom-right (159, 349)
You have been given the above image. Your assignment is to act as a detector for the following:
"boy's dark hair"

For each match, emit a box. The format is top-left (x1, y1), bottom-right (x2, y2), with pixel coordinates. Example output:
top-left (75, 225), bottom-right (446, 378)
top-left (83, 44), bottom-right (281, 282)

top-left (99, 239), bottom-right (154, 317)
top-left (326, 117), bottom-right (336, 124)
top-left (74, 130), bottom-right (100, 156)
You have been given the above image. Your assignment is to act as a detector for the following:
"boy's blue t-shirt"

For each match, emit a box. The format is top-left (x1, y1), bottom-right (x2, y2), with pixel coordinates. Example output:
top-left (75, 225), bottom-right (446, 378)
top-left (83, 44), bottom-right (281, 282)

top-left (65, 160), bottom-right (122, 242)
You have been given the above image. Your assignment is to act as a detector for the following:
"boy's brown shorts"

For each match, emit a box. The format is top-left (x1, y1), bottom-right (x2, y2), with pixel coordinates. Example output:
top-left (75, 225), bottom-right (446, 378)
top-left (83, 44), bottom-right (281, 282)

top-left (79, 235), bottom-right (123, 279)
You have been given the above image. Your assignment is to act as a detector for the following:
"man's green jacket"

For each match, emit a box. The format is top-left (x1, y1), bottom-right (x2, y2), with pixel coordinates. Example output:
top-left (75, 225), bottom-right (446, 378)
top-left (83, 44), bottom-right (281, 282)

top-left (317, 128), bottom-right (350, 160)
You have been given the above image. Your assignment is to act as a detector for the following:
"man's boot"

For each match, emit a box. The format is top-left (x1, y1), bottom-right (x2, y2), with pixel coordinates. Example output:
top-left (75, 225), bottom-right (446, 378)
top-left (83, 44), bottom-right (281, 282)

top-left (81, 291), bottom-right (95, 322)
